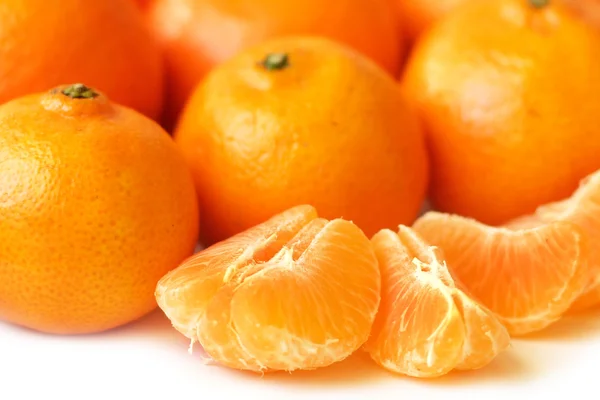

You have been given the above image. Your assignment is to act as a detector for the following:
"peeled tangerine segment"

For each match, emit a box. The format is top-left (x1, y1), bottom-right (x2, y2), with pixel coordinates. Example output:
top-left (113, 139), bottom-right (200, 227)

top-left (509, 170), bottom-right (600, 312)
top-left (155, 205), bottom-right (381, 373)
top-left (413, 213), bottom-right (589, 336)
top-left (365, 226), bottom-right (510, 378)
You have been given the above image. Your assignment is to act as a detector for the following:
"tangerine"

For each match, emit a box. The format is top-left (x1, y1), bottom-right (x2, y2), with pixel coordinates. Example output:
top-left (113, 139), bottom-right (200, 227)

top-left (0, 0), bottom-right (163, 120)
top-left (133, 0), bottom-right (150, 8)
top-left (561, 0), bottom-right (600, 28)
top-left (402, 0), bottom-right (600, 225)
top-left (144, 0), bottom-right (404, 128)
top-left (365, 226), bottom-right (510, 377)
top-left (0, 84), bottom-right (199, 334)
top-left (388, 0), bottom-right (472, 43)
top-left (174, 36), bottom-right (428, 245)
top-left (155, 205), bottom-right (381, 372)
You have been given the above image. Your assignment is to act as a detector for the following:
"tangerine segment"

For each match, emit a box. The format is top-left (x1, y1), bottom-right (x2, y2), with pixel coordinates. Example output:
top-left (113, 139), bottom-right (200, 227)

top-left (413, 213), bottom-right (589, 336)
top-left (365, 227), bottom-right (509, 378)
top-left (509, 170), bottom-right (600, 312)
top-left (451, 289), bottom-right (509, 371)
top-left (155, 205), bottom-right (318, 338)
top-left (155, 205), bottom-right (381, 372)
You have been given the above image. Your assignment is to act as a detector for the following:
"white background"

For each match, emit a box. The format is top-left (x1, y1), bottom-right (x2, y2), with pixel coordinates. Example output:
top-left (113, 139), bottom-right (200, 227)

top-left (1, 307), bottom-right (599, 399)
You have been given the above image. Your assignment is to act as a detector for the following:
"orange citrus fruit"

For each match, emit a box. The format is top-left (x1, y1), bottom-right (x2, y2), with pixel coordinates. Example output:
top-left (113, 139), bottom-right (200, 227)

top-left (133, 0), bottom-right (150, 8)
top-left (402, 0), bottom-right (600, 225)
top-left (388, 0), bottom-right (600, 43)
top-left (144, 0), bottom-right (404, 128)
top-left (388, 0), bottom-right (472, 43)
top-left (561, 0), bottom-right (600, 28)
top-left (413, 212), bottom-right (589, 336)
top-left (508, 170), bottom-right (600, 312)
top-left (0, 0), bottom-right (163, 120)
top-left (365, 226), bottom-right (510, 378)
top-left (174, 36), bottom-right (428, 245)
top-left (0, 84), bottom-right (199, 334)
top-left (155, 205), bottom-right (381, 372)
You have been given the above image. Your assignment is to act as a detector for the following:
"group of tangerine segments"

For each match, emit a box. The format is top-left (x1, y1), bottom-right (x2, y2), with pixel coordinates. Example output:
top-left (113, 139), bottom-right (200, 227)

top-left (155, 169), bottom-right (600, 378)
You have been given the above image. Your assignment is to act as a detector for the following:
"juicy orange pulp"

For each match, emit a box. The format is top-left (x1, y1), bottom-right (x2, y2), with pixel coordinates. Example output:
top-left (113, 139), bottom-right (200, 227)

top-left (156, 205), bottom-right (381, 372)
top-left (507, 170), bottom-right (600, 312)
top-left (365, 226), bottom-right (510, 377)
top-left (414, 213), bottom-right (589, 336)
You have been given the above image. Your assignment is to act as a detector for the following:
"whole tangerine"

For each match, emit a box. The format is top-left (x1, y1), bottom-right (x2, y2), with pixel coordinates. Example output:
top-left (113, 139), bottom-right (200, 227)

top-left (174, 36), bottom-right (428, 245)
top-left (402, 0), bottom-right (600, 225)
top-left (144, 0), bottom-right (404, 129)
top-left (0, 0), bottom-right (163, 120)
top-left (0, 83), bottom-right (199, 334)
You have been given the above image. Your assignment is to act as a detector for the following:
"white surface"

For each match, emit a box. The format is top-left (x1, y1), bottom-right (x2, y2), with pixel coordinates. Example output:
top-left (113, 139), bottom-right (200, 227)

top-left (1, 308), bottom-right (599, 399)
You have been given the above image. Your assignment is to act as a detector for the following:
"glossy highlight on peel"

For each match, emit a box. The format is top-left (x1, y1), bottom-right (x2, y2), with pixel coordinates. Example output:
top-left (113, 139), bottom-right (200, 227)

top-left (365, 226), bottom-right (510, 378)
top-left (174, 35), bottom-right (428, 246)
top-left (402, 0), bottom-right (600, 226)
top-left (155, 205), bottom-right (381, 373)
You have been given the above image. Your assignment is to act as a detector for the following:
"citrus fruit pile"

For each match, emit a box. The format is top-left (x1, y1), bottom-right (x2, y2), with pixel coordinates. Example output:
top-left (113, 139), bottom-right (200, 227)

top-left (1, 0), bottom-right (600, 382)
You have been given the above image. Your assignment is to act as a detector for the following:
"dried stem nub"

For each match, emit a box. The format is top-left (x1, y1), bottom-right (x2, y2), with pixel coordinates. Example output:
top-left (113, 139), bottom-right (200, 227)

top-left (261, 53), bottom-right (290, 71)
top-left (61, 83), bottom-right (99, 99)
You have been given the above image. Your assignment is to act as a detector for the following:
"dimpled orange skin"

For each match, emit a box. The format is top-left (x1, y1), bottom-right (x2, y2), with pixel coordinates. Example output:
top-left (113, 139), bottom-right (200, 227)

top-left (402, 0), bottom-right (600, 225)
top-left (0, 85), bottom-right (199, 335)
top-left (145, 0), bottom-right (404, 129)
top-left (175, 36), bottom-right (429, 245)
top-left (0, 0), bottom-right (163, 120)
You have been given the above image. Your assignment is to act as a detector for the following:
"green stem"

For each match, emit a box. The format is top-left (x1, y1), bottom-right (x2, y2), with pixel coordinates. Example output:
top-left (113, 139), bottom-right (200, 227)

top-left (61, 83), bottom-right (99, 99)
top-left (261, 53), bottom-right (290, 71)
top-left (529, 0), bottom-right (549, 9)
